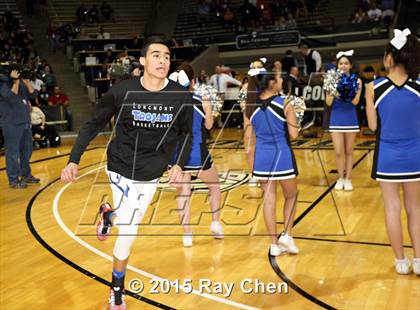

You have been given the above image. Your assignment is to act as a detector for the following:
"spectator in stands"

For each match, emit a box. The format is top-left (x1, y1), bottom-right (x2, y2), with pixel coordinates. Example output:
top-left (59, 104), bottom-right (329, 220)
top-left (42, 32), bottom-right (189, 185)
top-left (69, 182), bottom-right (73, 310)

top-left (222, 5), bottom-right (237, 32)
top-left (283, 66), bottom-right (299, 95)
top-left (352, 7), bottom-right (367, 23)
top-left (299, 43), bottom-right (322, 75)
top-left (209, 65), bottom-right (242, 95)
top-left (274, 16), bottom-right (287, 30)
top-left (42, 65), bottom-right (57, 92)
top-left (259, 2), bottom-right (273, 28)
top-left (281, 50), bottom-right (298, 73)
top-left (131, 35), bottom-right (142, 49)
top-left (103, 49), bottom-right (115, 64)
top-left (31, 102), bottom-right (61, 148)
top-left (46, 22), bottom-right (59, 54)
top-left (37, 84), bottom-right (51, 107)
top-left (76, 3), bottom-right (88, 24)
top-left (48, 85), bottom-right (73, 131)
top-left (294, 0), bottom-right (308, 18)
top-left (30, 72), bottom-right (43, 91)
top-left (209, 65), bottom-right (221, 90)
top-left (88, 4), bottom-right (100, 24)
top-left (31, 102), bottom-right (46, 139)
top-left (239, 0), bottom-right (258, 32)
top-left (198, 0), bottom-right (211, 27)
top-left (100, 1), bottom-right (114, 22)
top-left (285, 13), bottom-right (297, 29)
top-left (97, 26), bottom-right (106, 39)
top-left (78, 28), bottom-right (89, 39)
top-left (367, 3), bottom-right (382, 22)
top-left (169, 37), bottom-right (180, 48)
top-left (381, 6), bottom-right (395, 26)
top-left (196, 69), bottom-right (209, 86)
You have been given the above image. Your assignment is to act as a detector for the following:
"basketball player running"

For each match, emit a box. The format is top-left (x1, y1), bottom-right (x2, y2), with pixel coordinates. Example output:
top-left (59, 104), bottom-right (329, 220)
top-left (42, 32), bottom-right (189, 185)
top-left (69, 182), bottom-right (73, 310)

top-left (61, 39), bottom-right (193, 309)
top-left (245, 65), bottom-right (299, 256)
top-left (168, 63), bottom-right (223, 247)
top-left (325, 50), bottom-right (362, 191)
top-left (366, 29), bottom-right (420, 275)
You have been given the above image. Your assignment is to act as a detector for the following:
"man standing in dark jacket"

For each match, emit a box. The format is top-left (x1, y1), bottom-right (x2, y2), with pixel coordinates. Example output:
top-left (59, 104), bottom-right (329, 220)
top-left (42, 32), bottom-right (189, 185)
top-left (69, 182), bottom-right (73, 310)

top-left (0, 69), bottom-right (40, 188)
top-left (61, 39), bottom-right (193, 309)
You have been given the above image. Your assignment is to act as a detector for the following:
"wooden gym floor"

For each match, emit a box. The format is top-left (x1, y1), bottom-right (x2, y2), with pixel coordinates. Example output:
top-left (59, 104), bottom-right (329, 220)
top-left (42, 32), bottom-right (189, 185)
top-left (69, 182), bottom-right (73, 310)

top-left (0, 128), bottom-right (419, 309)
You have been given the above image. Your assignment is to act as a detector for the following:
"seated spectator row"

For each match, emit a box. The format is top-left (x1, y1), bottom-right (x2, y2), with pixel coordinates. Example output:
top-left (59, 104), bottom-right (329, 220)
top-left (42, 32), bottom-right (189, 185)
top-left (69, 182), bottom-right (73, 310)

top-left (47, 0), bottom-right (152, 38)
top-left (174, 0), bottom-right (329, 42)
top-left (1, 10), bottom-right (72, 134)
top-left (352, 0), bottom-right (396, 26)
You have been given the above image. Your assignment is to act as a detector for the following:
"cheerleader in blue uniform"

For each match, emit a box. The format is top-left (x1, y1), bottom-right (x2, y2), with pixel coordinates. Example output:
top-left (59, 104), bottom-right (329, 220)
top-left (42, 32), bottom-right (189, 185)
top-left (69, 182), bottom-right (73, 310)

top-left (169, 63), bottom-right (223, 247)
top-left (366, 29), bottom-right (420, 275)
top-left (325, 50), bottom-right (362, 191)
top-left (245, 66), bottom-right (299, 256)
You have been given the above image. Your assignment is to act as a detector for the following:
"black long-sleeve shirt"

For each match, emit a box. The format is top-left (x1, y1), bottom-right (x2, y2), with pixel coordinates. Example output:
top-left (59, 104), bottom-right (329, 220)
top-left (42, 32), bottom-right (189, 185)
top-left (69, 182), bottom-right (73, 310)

top-left (69, 77), bottom-right (193, 181)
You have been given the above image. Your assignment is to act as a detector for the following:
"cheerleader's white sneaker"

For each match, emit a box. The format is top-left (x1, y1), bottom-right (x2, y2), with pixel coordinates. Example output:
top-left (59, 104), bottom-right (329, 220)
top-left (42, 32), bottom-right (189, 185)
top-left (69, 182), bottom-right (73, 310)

top-left (278, 233), bottom-right (299, 254)
top-left (334, 178), bottom-right (345, 190)
top-left (270, 244), bottom-right (286, 256)
top-left (344, 179), bottom-right (353, 191)
top-left (413, 258), bottom-right (420, 275)
top-left (395, 257), bottom-right (411, 275)
top-left (183, 233), bottom-right (193, 247)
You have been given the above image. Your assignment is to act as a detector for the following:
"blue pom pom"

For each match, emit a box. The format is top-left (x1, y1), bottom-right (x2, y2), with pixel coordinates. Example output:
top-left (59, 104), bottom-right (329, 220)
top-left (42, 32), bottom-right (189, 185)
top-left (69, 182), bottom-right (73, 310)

top-left (337, 74), bottom-right (358, 101)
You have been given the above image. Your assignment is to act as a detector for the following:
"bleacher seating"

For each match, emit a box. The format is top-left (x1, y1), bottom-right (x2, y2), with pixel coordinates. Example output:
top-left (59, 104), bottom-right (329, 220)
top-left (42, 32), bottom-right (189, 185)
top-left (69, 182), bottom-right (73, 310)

top-left (0, 0), bottom-right (26, 29)
top-left (173, 0), bottom-right (332, 44)
top-left (47, 0), bottom-right (153, 38)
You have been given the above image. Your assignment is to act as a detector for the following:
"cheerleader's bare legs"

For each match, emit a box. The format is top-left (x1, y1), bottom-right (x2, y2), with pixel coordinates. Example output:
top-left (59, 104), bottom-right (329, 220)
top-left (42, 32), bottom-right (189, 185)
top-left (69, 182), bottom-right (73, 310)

top-left (260, 178), bottom-right (298, 250)
top-left (175, 166), bottom-right (223, 246)
top-left (331, 132), bottom-right (356, 190)
top-left (176, 173), bottom-right (193, 235)
top-left (331, 132), bottom-right (346, 180)
top-left (197, 166), bottom-right (222, 223)
top-left (343, 132), bottom-right (357, 180)
top-left (380, 181), bottom-right (420, 274)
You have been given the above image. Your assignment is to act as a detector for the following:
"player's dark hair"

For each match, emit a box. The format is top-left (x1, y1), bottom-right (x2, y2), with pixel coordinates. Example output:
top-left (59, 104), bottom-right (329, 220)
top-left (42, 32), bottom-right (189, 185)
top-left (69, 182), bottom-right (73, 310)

top-left (141, 38), bottom-right (171, 57)
top-left (245, 70), bottom-right (276, 119)
top-left (385, 34), bottom-right (420, 79)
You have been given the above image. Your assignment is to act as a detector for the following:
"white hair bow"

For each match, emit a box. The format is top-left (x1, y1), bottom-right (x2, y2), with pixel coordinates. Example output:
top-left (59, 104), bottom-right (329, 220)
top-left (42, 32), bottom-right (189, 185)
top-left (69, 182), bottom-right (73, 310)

top-left (248, 67), bottom-right (267, 77)
top-left (168, 70), bottom-right (190, 87)
top-left (249, 58), bottom-right (267, 68)
top-left (336, 49), bottom-right (354, 59)
top-left (390, 28), bottom-right (411, 50)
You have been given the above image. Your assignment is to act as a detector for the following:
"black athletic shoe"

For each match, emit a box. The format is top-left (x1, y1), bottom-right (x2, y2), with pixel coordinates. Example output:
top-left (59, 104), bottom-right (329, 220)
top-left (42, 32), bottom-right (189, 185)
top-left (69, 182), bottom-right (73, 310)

top-left (9, 181), bottom-right (28, 189)
top-left (22, 175), bottom-right (40, 184)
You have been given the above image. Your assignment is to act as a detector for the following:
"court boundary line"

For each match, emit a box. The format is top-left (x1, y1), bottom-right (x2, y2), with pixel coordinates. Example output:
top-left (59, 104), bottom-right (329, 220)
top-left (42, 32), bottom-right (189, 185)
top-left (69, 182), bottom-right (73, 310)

top-left (268, 253), bottom-right (336, 310)
top-left (31, 163), bottom-right (260, 310)
top-left (25, 162), bottom-right (174, 309)
top-left (0, 146), bottom-right (104, 171)
top-left (268, 150), bottom-right (371, 309)
top-left (294, 236), bottom-right (413, 248)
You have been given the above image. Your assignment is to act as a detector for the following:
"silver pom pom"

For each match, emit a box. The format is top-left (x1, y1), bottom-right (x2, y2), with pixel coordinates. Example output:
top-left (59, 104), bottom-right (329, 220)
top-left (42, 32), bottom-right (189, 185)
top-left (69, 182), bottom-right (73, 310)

top-left (237, 87), bottom-right (247, 112)
top-left (287, 95), bottom-right (306, 129)
top-left (194, 84), bottom-right (224, 117)
top-left (323, 69), bottom-right (342, 97)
